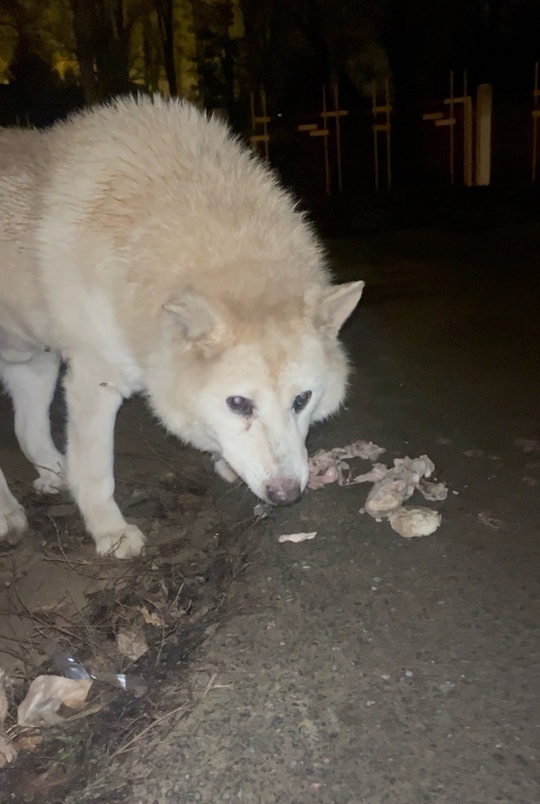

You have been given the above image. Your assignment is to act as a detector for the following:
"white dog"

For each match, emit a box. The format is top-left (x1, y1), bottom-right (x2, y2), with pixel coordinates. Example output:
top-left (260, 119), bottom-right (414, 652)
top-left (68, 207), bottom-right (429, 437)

top-left (0, 96), bottom-right (363, 558)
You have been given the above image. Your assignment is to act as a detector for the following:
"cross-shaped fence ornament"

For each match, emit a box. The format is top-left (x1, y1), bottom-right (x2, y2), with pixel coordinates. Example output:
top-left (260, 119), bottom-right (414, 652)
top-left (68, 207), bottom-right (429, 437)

top-left (250, 88), bottom-right (270, 163)
top-left (372, 78), bottom-right (392, 191)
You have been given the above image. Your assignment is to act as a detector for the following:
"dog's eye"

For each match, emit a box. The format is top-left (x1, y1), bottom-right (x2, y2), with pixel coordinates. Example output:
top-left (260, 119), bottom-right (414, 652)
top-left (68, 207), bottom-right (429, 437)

top-left (227, 396), bottom-right (254, 416)
top-left (293, 391), bottom-right (312, 413)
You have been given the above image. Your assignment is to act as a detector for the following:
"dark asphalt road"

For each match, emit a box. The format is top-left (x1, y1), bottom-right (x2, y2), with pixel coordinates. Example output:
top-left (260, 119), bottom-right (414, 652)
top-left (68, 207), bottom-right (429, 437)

top-left (1, 223), bottom-right (537, 803)
top-left (58, 223), bottom-right (540, 803)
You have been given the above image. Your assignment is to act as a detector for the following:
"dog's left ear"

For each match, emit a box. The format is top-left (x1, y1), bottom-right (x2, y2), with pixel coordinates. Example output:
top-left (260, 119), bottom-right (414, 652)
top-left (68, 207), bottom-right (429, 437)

top-left (163, 289), bottom-right (225, 347)
top-left (311, 281), bottom-right (364, 334)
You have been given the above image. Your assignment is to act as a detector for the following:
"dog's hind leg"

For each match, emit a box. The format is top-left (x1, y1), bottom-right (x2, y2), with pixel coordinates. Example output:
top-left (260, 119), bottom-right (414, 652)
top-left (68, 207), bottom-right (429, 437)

top-left (0, 350), bottom-right (65, 494)
top-left (0, 467), bottom-right (28, 538)
top-left (63, 360), bottom-right (146, 559)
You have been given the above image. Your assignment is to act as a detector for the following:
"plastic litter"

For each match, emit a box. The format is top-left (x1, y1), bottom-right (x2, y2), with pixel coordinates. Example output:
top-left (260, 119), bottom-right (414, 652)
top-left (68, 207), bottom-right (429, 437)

top-left (43, 640), bottom-right (147, 697)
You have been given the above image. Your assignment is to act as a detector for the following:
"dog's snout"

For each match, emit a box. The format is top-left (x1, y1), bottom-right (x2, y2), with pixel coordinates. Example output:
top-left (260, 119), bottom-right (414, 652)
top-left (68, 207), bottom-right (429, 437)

top-left (266, 479), bottom-right (302, 506)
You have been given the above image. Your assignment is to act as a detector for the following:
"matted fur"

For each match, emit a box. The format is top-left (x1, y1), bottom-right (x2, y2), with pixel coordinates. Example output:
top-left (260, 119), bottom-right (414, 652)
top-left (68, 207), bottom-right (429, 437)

top-left (0, 96), bottom-right (363, 557)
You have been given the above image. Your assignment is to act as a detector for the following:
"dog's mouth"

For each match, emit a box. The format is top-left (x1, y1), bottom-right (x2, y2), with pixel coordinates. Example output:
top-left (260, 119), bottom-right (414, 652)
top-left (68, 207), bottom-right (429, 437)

top-left (212, 455), bottom-right (239, 484)
top-left (213, 455), bottom-right (304, 506)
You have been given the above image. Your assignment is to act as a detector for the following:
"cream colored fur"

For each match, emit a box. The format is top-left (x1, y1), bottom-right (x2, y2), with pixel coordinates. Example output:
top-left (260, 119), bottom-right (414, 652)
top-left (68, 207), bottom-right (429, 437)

top-left (0, 96), bottom-right (363, 557)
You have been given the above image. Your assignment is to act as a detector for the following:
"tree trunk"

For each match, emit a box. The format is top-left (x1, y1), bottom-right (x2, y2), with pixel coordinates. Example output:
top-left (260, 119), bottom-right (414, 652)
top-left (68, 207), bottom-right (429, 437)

top-left (94, 0), bottom-right (132, 98)
top-left (143, 16), bottom-right (161, 92)
top-left (155, 0), bottom-right (178, 95)
top-left (70, 0), bottom-right (100, 104)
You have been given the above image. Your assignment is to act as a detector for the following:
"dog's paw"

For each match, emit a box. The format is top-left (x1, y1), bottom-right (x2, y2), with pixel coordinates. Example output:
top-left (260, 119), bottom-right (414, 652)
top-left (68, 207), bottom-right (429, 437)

top-left (214, 458), bottom-right (238, 484)
top-left (94, 525), bottom-right (146, 559)
top-left (33, 457), bottom-right (66, 495)
top-left (0, 503), bottom-right (28, 539)
top-left (33, 469), bottom-right (66, 495)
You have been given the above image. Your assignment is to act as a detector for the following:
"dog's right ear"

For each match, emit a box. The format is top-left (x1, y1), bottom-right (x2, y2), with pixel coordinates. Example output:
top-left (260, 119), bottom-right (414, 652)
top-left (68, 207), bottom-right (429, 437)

top-left (163, 289), bottom-right (225, 346)
top-left (307, 280), bottom-right (364, 335)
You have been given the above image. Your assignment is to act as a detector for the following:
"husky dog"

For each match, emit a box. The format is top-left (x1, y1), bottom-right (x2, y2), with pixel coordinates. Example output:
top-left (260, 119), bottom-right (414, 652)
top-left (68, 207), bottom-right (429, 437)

top-left (0, 96), bottom-right (363, 558)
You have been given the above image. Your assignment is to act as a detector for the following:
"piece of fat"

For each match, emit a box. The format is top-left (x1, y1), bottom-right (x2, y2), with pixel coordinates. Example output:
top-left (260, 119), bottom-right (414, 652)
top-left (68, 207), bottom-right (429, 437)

top-left (278, 532), bottom-right (317, 544)
top-left (389, 507), bottom-right (442, 539)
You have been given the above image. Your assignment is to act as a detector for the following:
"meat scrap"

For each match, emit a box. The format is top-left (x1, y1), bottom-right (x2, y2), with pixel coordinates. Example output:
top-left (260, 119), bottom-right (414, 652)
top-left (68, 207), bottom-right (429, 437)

top-left (418, 478), bottom-right (448, 501)
top-left (389, 507), bottom-right (442, 538)
top-left (364, 455), bottom-right (445, 518)
top-left (363, 454), bottom-right (446, 537)
top-left (281, 442), bottom-right (448, 542)
top-left (278, 532), bottom-right (317, 544)
top-left (308, 440), bottom-right (386, 489)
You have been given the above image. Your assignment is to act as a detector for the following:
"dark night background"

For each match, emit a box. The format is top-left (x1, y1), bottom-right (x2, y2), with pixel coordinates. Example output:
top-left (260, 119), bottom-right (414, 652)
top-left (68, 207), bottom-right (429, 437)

top-left (1, 0), bottom-right (540, 214)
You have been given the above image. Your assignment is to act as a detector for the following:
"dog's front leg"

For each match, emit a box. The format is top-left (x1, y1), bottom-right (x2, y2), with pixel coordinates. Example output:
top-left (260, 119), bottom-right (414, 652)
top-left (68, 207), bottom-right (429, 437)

top-left (63, 362), bottom-right (145, 559)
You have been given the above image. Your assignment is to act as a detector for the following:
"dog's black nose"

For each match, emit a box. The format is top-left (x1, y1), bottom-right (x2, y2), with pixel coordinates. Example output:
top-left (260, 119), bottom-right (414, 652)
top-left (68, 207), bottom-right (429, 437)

top-left (266, 480), bottom-right (302, 506)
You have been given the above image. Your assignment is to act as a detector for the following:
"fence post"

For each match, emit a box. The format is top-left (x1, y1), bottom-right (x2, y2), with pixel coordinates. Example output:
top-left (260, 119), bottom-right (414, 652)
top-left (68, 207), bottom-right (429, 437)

top-left (532, 62), bottom-right (539, 183)
top-left (475, 84), bottom-right (492, 186)
top-left (250, 88), bottom-right (270, 163)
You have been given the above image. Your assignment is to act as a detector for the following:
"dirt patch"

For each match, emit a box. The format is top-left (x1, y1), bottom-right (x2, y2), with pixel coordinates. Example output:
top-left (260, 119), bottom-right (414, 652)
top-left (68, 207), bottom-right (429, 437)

top-left (0, 399), bottom-right (262, 801)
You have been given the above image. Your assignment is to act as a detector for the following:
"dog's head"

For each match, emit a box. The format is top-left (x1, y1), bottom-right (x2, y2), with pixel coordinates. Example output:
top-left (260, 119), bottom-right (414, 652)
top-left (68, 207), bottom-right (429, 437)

top-left (149, 280), bottom-right (363, 505)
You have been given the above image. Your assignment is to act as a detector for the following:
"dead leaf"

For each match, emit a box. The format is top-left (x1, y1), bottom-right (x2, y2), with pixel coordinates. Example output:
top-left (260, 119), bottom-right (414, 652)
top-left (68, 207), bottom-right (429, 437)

top-left (138, 605), bottom-right (165, 627)
top-left (14, 732), bottom-right (44, 752)
top-left (0, 729), bottom-right (17, 767)
top-left (116, 628), bottom-right (149, 661)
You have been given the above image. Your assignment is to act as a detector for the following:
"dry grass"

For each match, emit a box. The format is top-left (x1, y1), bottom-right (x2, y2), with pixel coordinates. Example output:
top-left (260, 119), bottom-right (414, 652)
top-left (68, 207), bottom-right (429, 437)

top-left (0, 397), bottom-right (265, 802)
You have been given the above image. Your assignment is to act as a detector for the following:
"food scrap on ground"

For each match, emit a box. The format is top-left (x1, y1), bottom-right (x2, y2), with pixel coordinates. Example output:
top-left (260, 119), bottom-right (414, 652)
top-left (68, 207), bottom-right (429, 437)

top-left (278, 532), bottom-right (317, 543)
top-left (418, 478), bottom-right (448, 501)
top-left (308, 440), bottom-right (387, 488)
top-left (263, 440), bottom-right (448, 542)
top-left (389, 507), bottom-right (442, 538)
top-left (365, 455), bottom-right (445, 518)
top-left (305, 441), bottom-right (448, 540)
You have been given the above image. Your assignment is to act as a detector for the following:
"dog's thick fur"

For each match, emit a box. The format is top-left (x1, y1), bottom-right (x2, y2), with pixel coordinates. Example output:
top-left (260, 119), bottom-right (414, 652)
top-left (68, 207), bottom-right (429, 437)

top-left (0, 96), bottom-right (363, 557)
